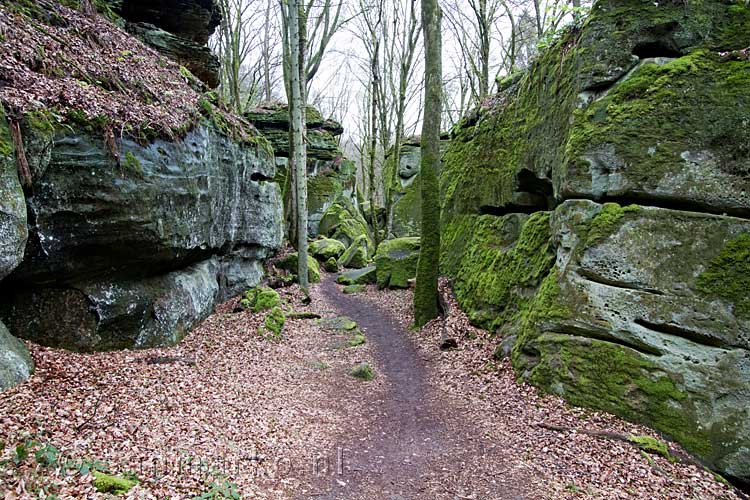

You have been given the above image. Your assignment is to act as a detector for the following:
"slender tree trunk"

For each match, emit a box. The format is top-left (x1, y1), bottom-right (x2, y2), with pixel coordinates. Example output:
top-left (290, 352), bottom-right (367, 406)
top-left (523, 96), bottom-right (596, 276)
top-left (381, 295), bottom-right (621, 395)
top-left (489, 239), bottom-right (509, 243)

top-left (414, 0), bottom-right (441, 327)
top-left (368, 38), bottom-right (380, 245)
top-left (288, 0), bottom-right (309, 289)
top-left (263, 0), bottom-right (273, 101)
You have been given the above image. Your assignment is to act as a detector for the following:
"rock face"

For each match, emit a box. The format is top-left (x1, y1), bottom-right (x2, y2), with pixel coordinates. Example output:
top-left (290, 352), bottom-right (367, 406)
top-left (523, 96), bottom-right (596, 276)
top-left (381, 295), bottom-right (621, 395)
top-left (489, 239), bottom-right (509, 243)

top-left (384, 136), bottom-right (449, 238)
top-left (440, 0), bottom-right (750, 484)
top-left (246, 104), bottom-right (359, 237)
top-left (0, 108), bottom-right (33, 388)
top-left (118, 0), bottom-right (221, 87)
top-left (0, 120), bottom-right (283, 352)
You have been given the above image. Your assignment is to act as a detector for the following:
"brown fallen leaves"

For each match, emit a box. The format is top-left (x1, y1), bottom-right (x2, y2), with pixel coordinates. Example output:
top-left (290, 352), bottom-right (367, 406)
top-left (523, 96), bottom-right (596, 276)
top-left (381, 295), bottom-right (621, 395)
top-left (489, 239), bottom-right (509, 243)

top-left (358, 279), bottom-right (741, 500)
top-left (0, 1), bottom-right (256, 143)
top-left (0, 274), bottom-right (742, 499)
top-left (0, 282), bottom-right (382, 499)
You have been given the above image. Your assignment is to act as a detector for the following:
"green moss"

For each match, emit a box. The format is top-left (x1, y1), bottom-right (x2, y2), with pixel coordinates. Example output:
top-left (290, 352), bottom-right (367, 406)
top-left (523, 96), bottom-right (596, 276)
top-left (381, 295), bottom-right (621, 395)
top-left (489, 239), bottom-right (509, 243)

top-left (336, 266), bottom-right (376, 285)
top-left (318, 199), bottom-right (374, 252)
top-left (258, 306), bottom-right (285, 340)
top-left (122, 151), bottom-right (144, 177)
top-left (308, 175), bottom-right (343, 216)
top-left (583, 203), bottom-right (640, 246)
top-left (374, 237), bottom-right (421, 289)
top-left (441, 32), bottom-right (580, 222)
top-left (318, 316), bottom-right (357, 331)
top-left (338, 235), bottom-right (370, 269)
top-left (277, 253), bottom-right (321, 283)
top-left (696, 233), bottom-right (750, 319)
top-left (0, 106), bottom-right (12, 158)
top-left (253, 288), bottom-right (281, 313)
top-left (309, 237), bottom-right (346, 261)
top-left (565, 50), bottom-right (750, 192)
top-left (443, 212), bottom-right (556, 333)
top-left (347, 331), bottom-right (366, 346)
top-left (343, 284), bottom-right (366, 294)
top-left (628, 435), bottom-right (676, 462)
top-left (92, 471), bottom-right (137, 495)
top-left (521, 333), bottom-right (710, 456)
top-left (323, 256), bottom-right (339, 272)
top-left (349, 362), bottom-right (375, 381)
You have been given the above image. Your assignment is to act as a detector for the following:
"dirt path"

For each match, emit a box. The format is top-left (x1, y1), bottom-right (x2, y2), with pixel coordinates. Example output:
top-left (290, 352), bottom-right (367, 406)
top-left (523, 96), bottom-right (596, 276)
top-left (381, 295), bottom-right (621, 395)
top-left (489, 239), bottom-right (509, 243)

top-left (307, 275), bottom-right (528, 499)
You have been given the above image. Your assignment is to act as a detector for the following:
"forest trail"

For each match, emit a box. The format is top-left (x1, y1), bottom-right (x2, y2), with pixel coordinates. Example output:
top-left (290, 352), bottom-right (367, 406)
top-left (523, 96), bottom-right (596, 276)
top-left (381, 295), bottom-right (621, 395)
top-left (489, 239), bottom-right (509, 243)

top-left (307, 275), bottom-right (529, 499)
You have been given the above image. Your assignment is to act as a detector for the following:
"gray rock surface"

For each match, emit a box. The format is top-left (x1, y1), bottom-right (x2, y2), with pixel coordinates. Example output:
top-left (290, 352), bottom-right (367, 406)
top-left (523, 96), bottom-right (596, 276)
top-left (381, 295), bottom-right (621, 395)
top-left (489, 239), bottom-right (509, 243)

top-left (1, 121), bottom-right (283, 351)
top-left (515, 200), bottom-right (750, 483)
top-left (0, 320), bottom-right (33, 392)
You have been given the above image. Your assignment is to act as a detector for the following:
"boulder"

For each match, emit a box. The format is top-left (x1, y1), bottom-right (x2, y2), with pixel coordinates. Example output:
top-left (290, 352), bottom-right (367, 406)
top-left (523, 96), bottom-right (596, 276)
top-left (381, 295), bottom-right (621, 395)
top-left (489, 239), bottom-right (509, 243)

top-left (438, 0), bottom-right (750, 484)
top-left (246, 104), bottom-right (360, 236)
top-left (336, 265), bottom-right (376, 285)
top-left (3, 259), bottom-right (219, 351)
top-left (309, 237), bottom-right (346, 261)
top-left (276, 253), bottom-right (321, 283)
top-left (374, 237), bottom-right (420, 289)
top-left (441, 0), bottom-right (750, 222)
top-left (118, 0), bottom-right (221, 44)
top-left (0, 320), bottom-right (33, 392)
top-left (513, 200), bottom-right (750, 483)
top-left (319, 200), bottom-right (374, 255)
top-left (338, 235), bottom-right (370, 269)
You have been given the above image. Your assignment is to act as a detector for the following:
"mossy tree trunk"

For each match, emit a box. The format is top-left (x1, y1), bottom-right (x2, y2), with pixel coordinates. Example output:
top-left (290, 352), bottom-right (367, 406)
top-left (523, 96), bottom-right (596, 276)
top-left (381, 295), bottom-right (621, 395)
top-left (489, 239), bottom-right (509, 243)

top-left (414, 0), bottom-right (441, 327)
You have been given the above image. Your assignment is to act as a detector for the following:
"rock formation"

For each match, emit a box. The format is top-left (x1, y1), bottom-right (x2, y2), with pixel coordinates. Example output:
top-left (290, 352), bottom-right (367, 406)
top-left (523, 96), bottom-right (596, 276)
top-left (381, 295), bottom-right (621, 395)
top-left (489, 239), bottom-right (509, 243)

top-left (383, 136), bottom-right (448, 238)
top-left (245, 103), bottom-right (358, 237)
top-left (118, 0), bottom-right (222, 87)
top-left (440, 0), bottom-right (750, 485)
top-left (0, 2), bottom-right (282, 364)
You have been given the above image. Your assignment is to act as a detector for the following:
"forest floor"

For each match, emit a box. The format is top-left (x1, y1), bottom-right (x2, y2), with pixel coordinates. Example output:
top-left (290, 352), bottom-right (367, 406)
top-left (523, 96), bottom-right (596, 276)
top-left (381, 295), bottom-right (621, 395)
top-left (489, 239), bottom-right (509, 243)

top-left (0, 272), bottom-right (743, 500)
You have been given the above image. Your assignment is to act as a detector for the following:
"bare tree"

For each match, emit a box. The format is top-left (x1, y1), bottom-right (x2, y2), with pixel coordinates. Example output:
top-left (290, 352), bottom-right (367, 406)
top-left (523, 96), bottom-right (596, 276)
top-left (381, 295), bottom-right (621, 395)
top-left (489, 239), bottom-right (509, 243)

top-left (282, 0), bottom-right (309, 288)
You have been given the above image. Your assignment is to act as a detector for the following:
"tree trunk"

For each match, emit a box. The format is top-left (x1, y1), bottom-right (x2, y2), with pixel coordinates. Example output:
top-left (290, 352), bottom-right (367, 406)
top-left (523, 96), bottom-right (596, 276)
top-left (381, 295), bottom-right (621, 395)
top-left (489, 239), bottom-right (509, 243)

top-left (414, 0), bottom-right (441, 327)
top-left (368, 37), bottom-right (380, 245)
top-left (288, 0), bottom-right (309, 289)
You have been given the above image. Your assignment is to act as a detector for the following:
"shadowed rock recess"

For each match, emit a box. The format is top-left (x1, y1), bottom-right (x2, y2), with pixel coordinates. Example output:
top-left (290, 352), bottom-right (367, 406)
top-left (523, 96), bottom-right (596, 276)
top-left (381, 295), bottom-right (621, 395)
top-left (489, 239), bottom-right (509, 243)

top-left (0, 0), bottom-right (283, 364)
top-left (440, 0), bottom-right (750, 485)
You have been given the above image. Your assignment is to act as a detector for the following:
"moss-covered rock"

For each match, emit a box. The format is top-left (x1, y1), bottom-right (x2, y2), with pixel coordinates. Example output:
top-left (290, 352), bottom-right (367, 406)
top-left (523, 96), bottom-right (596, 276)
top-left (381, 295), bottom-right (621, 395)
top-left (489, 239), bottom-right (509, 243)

top-left (441, 0), bottom-right (750, 225)
top-left (442, 212), bottom-right (554, 333)
top-left (276, 253), bottom-right (321, 283)
top-left (512, 200), bottom-right (750, 483)
top-left (309, 237), bottom-right (346, 261)
top-left (323, 256), bottom-right (339, 272)
top-left (0, 320), bottom-right (33, 391)
top-left (0, 105), bottom-right (27, 282)
top-left (241, 287), bottom-right (281, 313)
top-left (319, 199), bottom-right (374, 253)
top-left (349, 362), bottom-right (375, 380)
top-left (347, 330), bottom-right (366, 346)
top-left (336, 266), bottom-right (376, 285)
top-left (92, 471), bottom-right (138, 495)
top-left (338, 235), bottom-right (370, 269)
top-left (259, 306), bottom-right (285, 340)
top-left (343, 284), bottom-right (366, 294)
top-left (318, 316), bottom-right (357, 331)
top-left (374, 237), bottom-right (421, 289)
